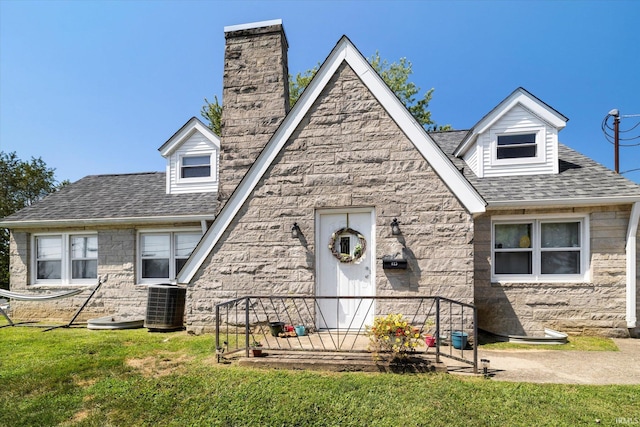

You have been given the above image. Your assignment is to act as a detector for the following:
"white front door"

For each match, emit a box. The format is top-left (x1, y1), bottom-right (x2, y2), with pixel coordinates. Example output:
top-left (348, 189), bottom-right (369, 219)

top-left (316, 209), bottom-right (375, 330)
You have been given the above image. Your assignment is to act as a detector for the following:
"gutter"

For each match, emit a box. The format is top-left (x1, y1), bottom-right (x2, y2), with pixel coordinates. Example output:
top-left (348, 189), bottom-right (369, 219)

top-left (0, 214), bottom-right (216, 229)
top-left (487, 195), bottom-right (640, 210)
top-left (626, 201), bottom-right (640, 329)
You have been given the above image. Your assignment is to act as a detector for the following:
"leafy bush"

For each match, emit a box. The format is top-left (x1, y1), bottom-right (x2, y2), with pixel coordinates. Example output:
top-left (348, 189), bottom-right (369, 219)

top-left (365, 314), bottom-right (424, 357)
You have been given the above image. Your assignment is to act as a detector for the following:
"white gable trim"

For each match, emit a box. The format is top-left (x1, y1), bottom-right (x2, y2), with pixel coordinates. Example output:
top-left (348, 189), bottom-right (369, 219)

top-left (177, 36), bottom-right (486, 284)
top-left (455, 88), bottom-right (568, 157)
top-left (158, 117), bottom-right (220, 158)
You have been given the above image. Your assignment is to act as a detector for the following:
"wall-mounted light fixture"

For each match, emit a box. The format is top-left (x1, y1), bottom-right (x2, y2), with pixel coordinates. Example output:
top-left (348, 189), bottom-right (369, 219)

top-left (291, 222), bottom-right (301, 239)
top-left (390, 218), bottom-right (400, 235)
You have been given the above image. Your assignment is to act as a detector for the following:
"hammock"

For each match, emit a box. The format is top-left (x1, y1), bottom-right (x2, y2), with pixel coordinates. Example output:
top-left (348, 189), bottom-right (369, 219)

top-left (0, 279), bottom-right (102, 329)
top-left (0, 288), bottom-right (86, 301)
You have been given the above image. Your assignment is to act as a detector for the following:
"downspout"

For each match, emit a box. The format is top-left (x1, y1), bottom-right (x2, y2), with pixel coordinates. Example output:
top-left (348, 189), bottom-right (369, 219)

top-left (626, 202), bottom-right (640, 329)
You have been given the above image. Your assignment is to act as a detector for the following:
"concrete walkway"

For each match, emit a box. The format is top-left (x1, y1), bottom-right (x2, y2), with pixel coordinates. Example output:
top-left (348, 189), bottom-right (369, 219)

top-left (461, 338), bottom-right (640, 385)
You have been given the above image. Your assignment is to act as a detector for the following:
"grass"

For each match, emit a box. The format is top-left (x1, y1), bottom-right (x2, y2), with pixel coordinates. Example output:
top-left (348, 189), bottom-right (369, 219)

top-left (479, 335), bottom-right (620, 351)
top-left (1, 325), bottom-right (638, 426)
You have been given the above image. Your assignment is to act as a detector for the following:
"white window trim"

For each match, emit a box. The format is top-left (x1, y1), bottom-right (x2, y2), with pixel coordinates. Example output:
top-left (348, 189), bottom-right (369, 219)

top-left (31, 232), bottom-right (98, 286)
top-left (137, 228), bottom-right (201, 285)
top-left (177, 153), bottom-right (215, 184)
top-left (490, 127), bottom-right (546, 166)
top-left (491, 214), bottom-right (590, 283)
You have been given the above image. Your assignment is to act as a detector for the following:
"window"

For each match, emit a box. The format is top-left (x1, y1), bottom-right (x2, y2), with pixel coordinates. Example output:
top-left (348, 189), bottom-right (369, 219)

top-left (492, 216), bottom-right (588, 282)
top-left (181, 155), bottom-right (211, 178)
top-left (33, 234), bottom-right (98, 284)
top-left (71, 236), bottom-right (98, 279)
top-left (138, 231), bottom-right (201, 283)
top-left (497, 133), bottom-right (537, 159)
top-left (36, 236), bottom-right (62, 280)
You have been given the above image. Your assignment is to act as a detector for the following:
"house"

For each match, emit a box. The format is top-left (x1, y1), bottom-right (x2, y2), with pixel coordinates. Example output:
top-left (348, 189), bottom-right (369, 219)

top-left (2, 20), bottom-right (639, 338)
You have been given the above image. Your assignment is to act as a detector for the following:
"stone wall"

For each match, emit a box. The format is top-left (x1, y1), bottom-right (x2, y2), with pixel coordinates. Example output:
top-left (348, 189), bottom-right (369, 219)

top-left (474, 205), bottom-right (634, 337)
top-left (186, 62), bottom-right (475, 333)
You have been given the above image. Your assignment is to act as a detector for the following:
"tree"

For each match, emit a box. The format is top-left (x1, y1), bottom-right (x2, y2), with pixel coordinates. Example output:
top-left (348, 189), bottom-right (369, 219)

top-left (0, 151), bottom-right (68, 289)
top-left (201, 52), bottom-right (450, 133)
top-left (200, 95), bottom-right (222, 136)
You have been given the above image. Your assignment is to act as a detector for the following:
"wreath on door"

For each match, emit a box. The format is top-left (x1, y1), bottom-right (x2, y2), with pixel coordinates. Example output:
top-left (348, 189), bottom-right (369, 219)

top-left (328, 227), bottom-right (367, 263)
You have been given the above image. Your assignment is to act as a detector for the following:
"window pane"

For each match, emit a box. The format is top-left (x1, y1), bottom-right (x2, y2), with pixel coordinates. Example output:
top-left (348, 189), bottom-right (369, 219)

top-left (495, 252), bottom-right (532, 274)
top-left (72, 260), bottom-right (97, 279)
top-left (71, 236), bottom-right (98, 259)
top-left (175, 233), bottom-right (200, 257)
top-left (142, 259), bottom-right (169, 278)
top-left (495, 224), bottom-right (532, 249)
top-left (541, 251), bottom-right (580, 274)
top-left (175, 258), bottom-right (188, 274)
top-left (497, 134), bottom-right (536, 146)
top-left (182, 166), bottom-right (211, 178)
top-left (339, 236), bottom-right (350, 255)
top-left (182, 156), bottom-right (210, 166)
top-left (541, 222), bottom-right (580, 248)
top-left (37, 260), bottom-right (61, 279)
top-left (141, 235), bottom-right (170, 258)
top-left (37, 236), bottom-right (61, 259)
top-left (497, 145), bottom-right (537, 159)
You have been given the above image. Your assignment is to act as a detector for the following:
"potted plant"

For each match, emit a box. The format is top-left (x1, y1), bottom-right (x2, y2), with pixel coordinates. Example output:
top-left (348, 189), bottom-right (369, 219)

top-left (251, 340), bottom-right (264, 357)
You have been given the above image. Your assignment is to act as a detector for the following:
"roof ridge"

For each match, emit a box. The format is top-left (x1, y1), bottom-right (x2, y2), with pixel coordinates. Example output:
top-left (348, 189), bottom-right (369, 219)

top-left (81, 171), bottom-right (165, 179)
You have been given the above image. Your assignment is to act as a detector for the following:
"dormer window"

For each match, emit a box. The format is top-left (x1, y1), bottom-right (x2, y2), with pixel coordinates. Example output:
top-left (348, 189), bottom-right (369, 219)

top-left (490, 126), bottom-right (545, 168)
top-left (497, 133), bottom-right (537, 159)
top-left (454, 88), bottom-right (567, 178)
top-left (181, 155), bottom-right (211, 179)
top-left (159, 117), bottom-right (219, 194)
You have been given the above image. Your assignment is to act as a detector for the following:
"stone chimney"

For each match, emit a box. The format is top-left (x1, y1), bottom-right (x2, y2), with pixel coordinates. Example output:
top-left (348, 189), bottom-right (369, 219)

top-left (219, 19), bottom-right (290, 202)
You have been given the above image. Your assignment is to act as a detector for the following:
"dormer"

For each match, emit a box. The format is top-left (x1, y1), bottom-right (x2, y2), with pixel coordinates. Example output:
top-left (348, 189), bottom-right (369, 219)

top-left (454, 88), bottom-right (568, 178)
top-left (158, 117), bottom-right (220, 194)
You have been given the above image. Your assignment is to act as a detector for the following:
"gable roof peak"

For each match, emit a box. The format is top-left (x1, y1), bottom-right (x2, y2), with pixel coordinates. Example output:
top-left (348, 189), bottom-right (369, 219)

top-left (158, 117), bottom-right (219, 158)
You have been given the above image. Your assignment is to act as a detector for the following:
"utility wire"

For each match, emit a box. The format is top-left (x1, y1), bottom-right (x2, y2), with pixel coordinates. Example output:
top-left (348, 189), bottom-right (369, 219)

top-left (621, 167), bottom-right (640, 175)
top-left (601, 114), bottom-right (640, 146)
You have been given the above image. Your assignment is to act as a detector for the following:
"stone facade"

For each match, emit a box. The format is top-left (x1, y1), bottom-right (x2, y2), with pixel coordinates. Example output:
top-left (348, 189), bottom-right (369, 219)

top-left (474, 205), bottom-right (638, 337)
top-left (186, 62), bottom-right (475, 333)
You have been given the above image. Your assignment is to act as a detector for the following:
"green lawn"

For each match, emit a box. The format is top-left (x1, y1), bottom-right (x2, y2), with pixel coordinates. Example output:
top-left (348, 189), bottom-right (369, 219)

top-left (1, 325), bottom-right (638, 426)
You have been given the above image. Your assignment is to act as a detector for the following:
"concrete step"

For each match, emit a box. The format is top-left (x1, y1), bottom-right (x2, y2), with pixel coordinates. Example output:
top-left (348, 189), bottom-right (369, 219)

top-left (235, 350), bottom-right (447, 373)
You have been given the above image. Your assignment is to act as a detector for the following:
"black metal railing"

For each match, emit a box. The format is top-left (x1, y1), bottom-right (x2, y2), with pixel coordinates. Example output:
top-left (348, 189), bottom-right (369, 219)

top-left (215, 295), bottom-right (477, 373)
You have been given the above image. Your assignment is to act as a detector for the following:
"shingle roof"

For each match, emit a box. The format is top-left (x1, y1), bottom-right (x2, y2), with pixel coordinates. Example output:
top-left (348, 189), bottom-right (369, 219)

top-left (430, 130), bottom-right (640, 207)
top-left (0, 172), bottom-right (218, 226)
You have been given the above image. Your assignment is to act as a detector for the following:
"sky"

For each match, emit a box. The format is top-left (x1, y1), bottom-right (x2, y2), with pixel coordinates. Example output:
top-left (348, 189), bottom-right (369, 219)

top-left (1, 0), bottom-right (639, 184)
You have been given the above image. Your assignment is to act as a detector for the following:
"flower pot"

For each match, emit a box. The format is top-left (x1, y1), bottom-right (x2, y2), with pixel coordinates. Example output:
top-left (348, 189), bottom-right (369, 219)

top-left (425, 335), bottom-right (436, 347)
top-left (251, 348), bottom-right (263, 357)
top-left (295, 325), bottom-right (306, 336)
top-left (451, 331), bottom-right (468, 349)
top-left (269, 321), bottom-right (285, 337)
